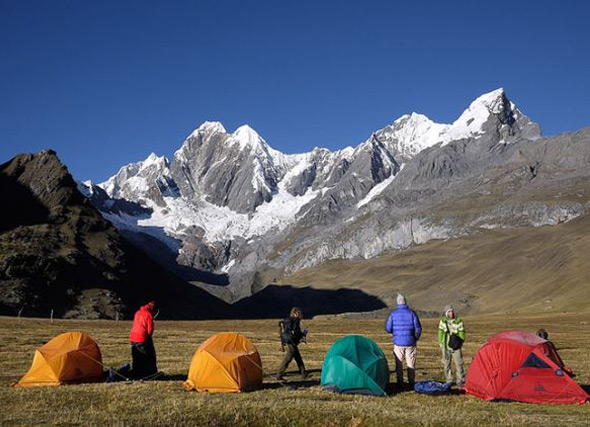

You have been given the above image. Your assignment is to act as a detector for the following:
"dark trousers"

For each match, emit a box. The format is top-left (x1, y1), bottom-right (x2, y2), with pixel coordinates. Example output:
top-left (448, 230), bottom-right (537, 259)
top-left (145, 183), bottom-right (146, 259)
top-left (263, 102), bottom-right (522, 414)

top-left (277, 343), bottom-right (305, 375)
top-left (130, 338), bottom-right (157, 379)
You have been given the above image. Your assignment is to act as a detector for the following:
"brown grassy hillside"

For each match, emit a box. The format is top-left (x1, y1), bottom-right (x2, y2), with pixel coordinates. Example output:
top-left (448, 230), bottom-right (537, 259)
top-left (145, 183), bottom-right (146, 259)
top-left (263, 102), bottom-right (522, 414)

top-left (281, 214), bottom-right (590, 315)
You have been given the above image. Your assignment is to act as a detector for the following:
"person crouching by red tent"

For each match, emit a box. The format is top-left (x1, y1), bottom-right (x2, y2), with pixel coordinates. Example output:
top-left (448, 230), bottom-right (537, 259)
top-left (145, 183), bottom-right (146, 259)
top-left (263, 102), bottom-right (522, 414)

top-left (129, 301), bottom-right (158, 379)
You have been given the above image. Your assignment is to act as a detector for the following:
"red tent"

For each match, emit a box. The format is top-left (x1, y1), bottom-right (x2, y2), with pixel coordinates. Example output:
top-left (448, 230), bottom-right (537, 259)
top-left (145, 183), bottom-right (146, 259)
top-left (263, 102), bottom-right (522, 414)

top-left (464, 330), bottom-right (588, 404)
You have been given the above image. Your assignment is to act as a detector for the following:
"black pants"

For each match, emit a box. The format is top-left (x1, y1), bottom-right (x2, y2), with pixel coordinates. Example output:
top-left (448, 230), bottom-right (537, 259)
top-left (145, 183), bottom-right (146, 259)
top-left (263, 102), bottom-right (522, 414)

top-left (277, 343), bottom-right (305, 375)
top-left (130, 338), bottom-right (157, 379)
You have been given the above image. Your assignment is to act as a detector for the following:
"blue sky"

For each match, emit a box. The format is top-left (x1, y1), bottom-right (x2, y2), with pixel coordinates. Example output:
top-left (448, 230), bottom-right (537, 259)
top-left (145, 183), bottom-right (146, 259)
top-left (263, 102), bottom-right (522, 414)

top-left (1, 0), bottom-right (589, 182)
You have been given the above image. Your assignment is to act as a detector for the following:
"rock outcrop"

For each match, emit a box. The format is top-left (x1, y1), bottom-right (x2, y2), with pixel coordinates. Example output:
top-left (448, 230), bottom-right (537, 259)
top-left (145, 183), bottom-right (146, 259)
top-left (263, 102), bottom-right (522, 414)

top-left (0, 150), bottom-right (231, 319)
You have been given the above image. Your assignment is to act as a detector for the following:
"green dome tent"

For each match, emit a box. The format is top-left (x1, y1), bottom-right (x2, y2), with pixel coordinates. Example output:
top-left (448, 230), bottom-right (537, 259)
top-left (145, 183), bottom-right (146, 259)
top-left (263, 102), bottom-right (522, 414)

top-left (321, 335), bottom-right (389, 396)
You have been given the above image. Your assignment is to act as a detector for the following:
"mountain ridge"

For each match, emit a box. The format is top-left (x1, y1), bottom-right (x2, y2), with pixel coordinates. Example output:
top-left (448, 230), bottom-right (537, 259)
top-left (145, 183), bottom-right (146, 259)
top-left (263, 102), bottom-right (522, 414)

top-left (3, 88), bottom-right (589, 316)
top-left (76, 88), bottom-right (589, 306)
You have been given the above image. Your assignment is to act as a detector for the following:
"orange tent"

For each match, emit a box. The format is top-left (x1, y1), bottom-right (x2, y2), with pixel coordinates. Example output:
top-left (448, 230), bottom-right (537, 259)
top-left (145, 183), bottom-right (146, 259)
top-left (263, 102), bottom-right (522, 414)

top-left (14, 331), bottom-right (103, 387)
top-left (184, 332), bottom-right (262, 393)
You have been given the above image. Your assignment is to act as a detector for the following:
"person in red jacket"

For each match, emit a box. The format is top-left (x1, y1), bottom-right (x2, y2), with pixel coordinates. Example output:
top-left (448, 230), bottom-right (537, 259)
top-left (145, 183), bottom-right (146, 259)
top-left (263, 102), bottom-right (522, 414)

top-left (129, 301), bottom-right (158, 379)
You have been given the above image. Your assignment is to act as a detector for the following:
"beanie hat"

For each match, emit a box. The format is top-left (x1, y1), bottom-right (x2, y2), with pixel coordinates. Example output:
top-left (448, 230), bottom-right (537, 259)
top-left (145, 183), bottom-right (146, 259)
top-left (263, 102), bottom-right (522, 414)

top-left (444, 304), bottom-right (454, 316)
top-left (396, 293), bottom-right (406, 305)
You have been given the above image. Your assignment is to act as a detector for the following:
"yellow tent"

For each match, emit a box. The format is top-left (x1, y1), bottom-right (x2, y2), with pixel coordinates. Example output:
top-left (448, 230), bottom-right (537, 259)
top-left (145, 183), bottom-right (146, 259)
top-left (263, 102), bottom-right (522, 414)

top-left (14, 331), bottom-right (103, 387)
top-left (184, 332), bottom-right (262, 393)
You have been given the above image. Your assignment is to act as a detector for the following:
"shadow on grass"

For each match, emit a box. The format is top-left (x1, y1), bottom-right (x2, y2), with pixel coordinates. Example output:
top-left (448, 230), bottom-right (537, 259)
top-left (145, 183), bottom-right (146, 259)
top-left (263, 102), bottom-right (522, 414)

top-left (261, 379), bottom-right (320, 391)
top-left (232, 285), bottom-right (387, 318)
top-left (581, 384), bottom-right (590, 394)
top-left (147, 373), bottom-right (321, 391)
top-left (108, 373), bottom-right (187, 382)
top-left (157, 373), bottom-right (186, 381)
top-left (155, 370), bottom-right (324, 389)
top-left (263, 368), bottom-right (322, 377)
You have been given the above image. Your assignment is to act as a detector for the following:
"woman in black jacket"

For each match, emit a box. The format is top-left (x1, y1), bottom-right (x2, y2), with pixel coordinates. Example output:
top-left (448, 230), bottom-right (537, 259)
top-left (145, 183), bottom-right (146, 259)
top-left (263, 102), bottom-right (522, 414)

top-left (276, 307), bottom-right (308, 380)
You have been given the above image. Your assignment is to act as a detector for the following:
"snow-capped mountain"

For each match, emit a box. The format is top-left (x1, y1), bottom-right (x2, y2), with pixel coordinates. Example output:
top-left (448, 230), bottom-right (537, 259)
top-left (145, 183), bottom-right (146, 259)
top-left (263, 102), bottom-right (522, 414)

top-left (366, 88), bottom-right (540, 161)
top-left (101, 152), bottom-right (177, 206)
top-left (82, 88), bottom-right (573, 302)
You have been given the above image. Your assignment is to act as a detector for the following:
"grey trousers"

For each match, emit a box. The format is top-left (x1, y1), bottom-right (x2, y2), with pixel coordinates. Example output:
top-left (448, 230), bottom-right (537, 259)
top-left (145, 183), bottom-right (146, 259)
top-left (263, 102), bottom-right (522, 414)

top-left (277, 344), bottom-right (305, 375)
top-left (441, 345), bottom-right (465, 384)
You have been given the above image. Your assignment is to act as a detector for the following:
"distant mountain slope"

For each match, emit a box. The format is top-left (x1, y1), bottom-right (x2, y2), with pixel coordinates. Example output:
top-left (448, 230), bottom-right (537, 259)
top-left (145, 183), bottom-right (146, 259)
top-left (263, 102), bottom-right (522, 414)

top-left (269, 127), bottom-right (590, 277)
top-left (0, 150), bottom-right (231, 319)
top-left (280, 211), bottom-right (590, 315)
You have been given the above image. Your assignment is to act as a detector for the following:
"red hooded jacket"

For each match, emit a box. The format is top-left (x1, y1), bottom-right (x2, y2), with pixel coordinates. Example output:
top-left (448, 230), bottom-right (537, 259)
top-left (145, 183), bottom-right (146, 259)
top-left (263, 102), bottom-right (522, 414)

top-left (129, 303), bottom-right (155, 343)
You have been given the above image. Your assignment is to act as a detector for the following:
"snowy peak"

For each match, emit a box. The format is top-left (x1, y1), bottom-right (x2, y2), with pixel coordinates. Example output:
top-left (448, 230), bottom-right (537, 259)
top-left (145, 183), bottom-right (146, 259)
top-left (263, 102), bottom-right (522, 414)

top-left (188, 121), bottom-right (268, 152)
top-left (368, 112), bottom-right (448, 162)
top-left (362, 90), bottom-right (519, 162)
top-left (229, 124), bottom-right (291, 164)
top-left (98, 88), bottom-right (540, 217)
top-left (231, 125), bottom-right (265, 149)
top-left (141, 152), bottom-right (169, 171)
top-left (168, 121), bottom-right (290, 213)
top-left (394, 112), bottom-right (435, 126)
top-left (99, 151), bottom-right (174, 205)
top-left (443, 88), bottom-right (540, 145)
top-left (448, 88), bottom-right (509, 135)
top-left (145, 152), bottom-right (160, 163)
top-left (189, 121), bottom-right (227, 137)
top-left (367, 88), bottom-right (539, 157)
top-left (468, 88), bottom-right (507, 113)
top-left (181, 121), bottom-right (275, 157)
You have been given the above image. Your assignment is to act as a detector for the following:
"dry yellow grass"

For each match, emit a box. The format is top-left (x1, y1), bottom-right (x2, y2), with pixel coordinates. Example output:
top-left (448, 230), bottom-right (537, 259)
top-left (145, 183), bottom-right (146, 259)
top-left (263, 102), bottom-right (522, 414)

top-left (1, 313), bottom-right (588, 426)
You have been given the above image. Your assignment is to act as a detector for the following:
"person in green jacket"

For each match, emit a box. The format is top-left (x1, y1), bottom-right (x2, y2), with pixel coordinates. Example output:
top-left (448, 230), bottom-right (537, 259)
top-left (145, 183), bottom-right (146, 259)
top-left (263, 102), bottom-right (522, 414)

top-left (438, 305), bottom-right (465, 386)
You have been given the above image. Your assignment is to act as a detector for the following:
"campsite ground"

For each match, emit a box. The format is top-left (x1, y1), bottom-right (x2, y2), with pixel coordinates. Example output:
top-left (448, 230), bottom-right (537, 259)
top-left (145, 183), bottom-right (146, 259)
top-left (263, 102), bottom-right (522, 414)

top-left (0, 312), bottom-right (588, 426)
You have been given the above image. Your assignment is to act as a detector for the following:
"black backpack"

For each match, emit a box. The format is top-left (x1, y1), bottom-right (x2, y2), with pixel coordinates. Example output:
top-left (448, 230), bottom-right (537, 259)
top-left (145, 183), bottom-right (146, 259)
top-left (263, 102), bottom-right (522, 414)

top-left (445, 320), bottom-right (464, 350)
top-left (448, 334), bottom-right (464, 351)
top-left (279, 317), bottom-right (302, 345)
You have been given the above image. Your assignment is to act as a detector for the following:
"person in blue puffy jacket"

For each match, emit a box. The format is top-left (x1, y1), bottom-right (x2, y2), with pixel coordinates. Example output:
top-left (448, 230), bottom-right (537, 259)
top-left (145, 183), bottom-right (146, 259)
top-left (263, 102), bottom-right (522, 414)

top-left (385, 293), bottom-right (422, 388)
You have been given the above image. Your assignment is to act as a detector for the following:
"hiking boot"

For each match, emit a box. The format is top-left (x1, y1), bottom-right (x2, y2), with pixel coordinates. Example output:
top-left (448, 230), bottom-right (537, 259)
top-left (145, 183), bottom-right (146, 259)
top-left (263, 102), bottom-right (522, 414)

top-left (300, 371), bottom-right (310, 380)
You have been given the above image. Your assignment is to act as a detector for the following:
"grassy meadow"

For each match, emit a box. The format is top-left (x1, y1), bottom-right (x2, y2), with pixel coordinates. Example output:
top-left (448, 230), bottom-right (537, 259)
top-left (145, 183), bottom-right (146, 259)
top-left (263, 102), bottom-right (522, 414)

top-left (0, 312), bottom-right (588, 426)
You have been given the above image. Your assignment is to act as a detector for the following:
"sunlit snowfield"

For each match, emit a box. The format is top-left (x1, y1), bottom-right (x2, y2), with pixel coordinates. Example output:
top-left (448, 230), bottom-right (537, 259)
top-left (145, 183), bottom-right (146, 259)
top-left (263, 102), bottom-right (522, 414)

top-left (1, 313), bottom-right (588, 426)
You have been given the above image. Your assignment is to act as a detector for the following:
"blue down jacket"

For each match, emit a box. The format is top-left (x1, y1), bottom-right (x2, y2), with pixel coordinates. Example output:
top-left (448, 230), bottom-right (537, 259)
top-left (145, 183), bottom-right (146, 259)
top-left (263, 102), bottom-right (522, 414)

top-left (414, 380), bottom-right (452, 394)
top-left (385, 304), bottom-right (422, 346)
